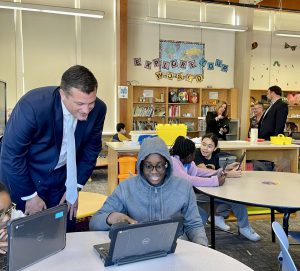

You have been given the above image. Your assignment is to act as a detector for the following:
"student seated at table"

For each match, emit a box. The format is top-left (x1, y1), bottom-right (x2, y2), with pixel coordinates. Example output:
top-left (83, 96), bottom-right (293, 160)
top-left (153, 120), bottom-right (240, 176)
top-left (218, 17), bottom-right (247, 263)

top-left (89, 137), bottom-right (208, 246)
top-left (170, 136), bottom-right (261, 242)
top-left (111, 123), bottom-right (130, 142)
top-left (0, 183), bottom-right (25, 254)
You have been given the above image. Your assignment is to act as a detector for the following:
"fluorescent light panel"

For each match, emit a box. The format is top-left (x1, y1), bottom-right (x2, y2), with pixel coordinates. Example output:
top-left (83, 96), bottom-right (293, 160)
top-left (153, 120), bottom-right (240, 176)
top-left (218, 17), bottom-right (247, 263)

top-left (146, 17), bottom-right (248, 32)
top-left (275, 30), bottom-right (300, 38)
top-left (0, 1), bottom-right (104, 19)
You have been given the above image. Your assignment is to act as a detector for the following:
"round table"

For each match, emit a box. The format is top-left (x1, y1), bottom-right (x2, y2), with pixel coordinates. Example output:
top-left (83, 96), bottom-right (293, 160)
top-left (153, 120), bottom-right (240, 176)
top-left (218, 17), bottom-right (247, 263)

top-left (24, 231), bottom-right (253, 270)
top-left (195, 171), bottom-right (300, 248)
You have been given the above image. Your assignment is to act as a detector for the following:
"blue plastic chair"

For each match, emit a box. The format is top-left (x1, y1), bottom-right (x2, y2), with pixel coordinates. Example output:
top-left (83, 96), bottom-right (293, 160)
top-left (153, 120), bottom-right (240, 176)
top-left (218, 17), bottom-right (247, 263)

top-left (272, 221), bottom-right (297, 271)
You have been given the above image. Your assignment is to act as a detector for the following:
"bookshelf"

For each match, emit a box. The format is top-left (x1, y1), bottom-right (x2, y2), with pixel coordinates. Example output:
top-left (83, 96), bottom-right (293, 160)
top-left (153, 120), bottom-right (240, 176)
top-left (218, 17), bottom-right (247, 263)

top-left (127, 86), bottom-right (238, 137)
top-left (249, 89), bottom-right (300, 132)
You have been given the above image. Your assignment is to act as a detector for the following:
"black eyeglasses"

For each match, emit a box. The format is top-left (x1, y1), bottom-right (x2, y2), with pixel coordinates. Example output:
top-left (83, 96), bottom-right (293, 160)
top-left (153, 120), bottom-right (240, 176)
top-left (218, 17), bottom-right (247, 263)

top-left (0, 202), bottom-right (16, 220)
top-left (143, 162), bottom-right (168, 173)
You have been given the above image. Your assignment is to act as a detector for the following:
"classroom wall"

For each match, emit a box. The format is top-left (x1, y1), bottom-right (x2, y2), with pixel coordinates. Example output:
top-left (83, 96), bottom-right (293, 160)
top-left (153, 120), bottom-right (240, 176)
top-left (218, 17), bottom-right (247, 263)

top-left (250, 30), bottom-right (300, 91)
top-left (0, 0), bottom-right (117, 133)
top-left (127, 0), bottom-right (235, 88)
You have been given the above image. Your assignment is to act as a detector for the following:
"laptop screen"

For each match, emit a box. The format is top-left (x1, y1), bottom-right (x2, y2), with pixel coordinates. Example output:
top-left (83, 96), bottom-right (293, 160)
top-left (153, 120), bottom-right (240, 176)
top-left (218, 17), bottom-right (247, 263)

top-left (8, 204), bottom-right (67, 271)
top-left (111, 221), bottom-right (179, 263)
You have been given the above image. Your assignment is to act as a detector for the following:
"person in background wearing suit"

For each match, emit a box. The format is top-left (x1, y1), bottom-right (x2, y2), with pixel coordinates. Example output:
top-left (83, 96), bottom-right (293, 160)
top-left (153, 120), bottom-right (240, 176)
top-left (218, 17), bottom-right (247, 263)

top-left (258, 85), bottom-right (288, 140)
top-left (205, 101), bottom-right (230, 140)
top-left (0, 65), bottom-right (107, 231)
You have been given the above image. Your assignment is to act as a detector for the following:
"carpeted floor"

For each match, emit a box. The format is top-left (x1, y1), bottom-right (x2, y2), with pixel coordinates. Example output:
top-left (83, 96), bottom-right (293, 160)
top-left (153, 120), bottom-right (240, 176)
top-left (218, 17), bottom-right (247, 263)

top-left (85, 168), bottom-right (300, 271)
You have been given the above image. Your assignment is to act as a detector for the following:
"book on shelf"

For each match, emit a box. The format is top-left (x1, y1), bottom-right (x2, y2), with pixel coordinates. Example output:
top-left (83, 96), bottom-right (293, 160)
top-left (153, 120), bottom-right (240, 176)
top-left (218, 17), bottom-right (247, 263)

top-left (133, 105), bottom-right (154, 117)
top-left (132, 120), bottom-right (157, 131)
top-left (168, 105), bottom-right (181, 117)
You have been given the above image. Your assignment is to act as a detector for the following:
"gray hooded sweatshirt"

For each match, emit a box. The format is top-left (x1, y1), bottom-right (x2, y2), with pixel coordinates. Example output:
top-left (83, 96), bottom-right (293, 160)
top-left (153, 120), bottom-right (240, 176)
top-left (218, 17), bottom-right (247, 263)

top-left (89, 137), bottom-right (208, 246)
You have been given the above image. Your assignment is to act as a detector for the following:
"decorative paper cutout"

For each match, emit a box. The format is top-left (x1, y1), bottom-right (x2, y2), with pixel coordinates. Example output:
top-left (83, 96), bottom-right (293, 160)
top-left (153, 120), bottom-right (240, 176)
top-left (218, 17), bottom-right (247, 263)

top-left (215, 59), bottom-right (223, 67)
top-left (179, 60), bottom-right (187, 69)
top-left (251, 42), bottom-right (258, 50)
top-left (155, 71), bottom-right (163, 80)
top-left (162, 61), bottom-right (170, 70)
top-left (284, 42), bottom-right (297, 51)
top-left (152, 58), bottom-right (160, 67)
top-left (207, 62), bottom-right (214, 70)
top-left (177, 73), bottom-right (184, 81)
top-left (171, 60), bottom-right (178, 69)
top-left (134, 58), bottom-right (142, 66)
top-left (199, 57), bottom-right (207, 67)
top-left (195, 74), bottom-right (204, 82)
top-left (144, 60), bottom-right (152, 70)
top-left (186, 74), bottom-right (194, 82)
top-left (167, 72), bottom-right (174, 80)
top-left (188, 60), bottom-right (197, 69)
top-left (221, 64), bottom-right (228, 72)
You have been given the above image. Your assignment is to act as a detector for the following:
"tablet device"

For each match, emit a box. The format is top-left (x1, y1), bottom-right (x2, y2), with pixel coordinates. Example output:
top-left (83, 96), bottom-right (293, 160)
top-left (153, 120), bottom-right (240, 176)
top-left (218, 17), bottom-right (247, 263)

top-left (222, 158), bottom-right (229, 171)
top-left (237, 152), bottom-right (246, 170)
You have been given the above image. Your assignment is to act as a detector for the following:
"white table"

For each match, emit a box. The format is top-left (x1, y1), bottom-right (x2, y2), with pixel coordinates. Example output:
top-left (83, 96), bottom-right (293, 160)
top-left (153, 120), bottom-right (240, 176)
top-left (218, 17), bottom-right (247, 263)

top-left (106, 140), bottom-right (299, 194)
top-left (24, 231), bottom-right (253, 270)
top-left (195, 171), bottom-right (300, 248)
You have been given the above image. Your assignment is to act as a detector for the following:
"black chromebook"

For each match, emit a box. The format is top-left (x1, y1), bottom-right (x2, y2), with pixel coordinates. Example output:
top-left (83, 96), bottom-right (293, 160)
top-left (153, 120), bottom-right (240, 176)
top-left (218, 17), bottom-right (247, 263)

top-left (0, 204), bottom-right (67, 271)
top-left (94, 217), bottom-right (183, 267)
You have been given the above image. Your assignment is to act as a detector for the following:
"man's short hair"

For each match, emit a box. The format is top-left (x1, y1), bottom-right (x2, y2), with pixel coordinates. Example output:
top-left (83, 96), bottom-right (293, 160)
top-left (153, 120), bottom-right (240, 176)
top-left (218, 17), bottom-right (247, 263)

top-left (61, 65), bottom-right (98, 95)
top-left (269, 85), bottom-right (282, 96)
top-left (116, 123), bottom-right (125, 132)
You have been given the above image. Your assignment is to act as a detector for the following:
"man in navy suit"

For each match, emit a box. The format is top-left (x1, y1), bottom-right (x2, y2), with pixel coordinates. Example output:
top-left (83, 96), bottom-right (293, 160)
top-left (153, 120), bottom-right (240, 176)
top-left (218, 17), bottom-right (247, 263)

top-left (0, 65), bottom-right (107, 230)
top-left (258, 85), bottom-right (288, 140)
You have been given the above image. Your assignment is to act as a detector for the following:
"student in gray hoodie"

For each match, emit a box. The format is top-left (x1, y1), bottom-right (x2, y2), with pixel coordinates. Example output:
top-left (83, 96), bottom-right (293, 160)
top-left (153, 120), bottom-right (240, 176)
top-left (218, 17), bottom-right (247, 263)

top-left (89, 137), bottom-right (208, 246)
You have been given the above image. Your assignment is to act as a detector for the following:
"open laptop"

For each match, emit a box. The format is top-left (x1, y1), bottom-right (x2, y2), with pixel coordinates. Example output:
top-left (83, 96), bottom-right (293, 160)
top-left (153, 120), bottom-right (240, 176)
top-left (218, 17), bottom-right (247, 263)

top-left (94, 217), bottom-right (183, 267)
top-left (0, 204), bottom-right (67, 271)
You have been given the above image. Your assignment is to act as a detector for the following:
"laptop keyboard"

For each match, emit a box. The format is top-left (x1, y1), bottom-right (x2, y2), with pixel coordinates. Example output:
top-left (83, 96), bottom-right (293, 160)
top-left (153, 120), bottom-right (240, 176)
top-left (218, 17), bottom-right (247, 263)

top-left (0, 254), bottom-right (7, 271)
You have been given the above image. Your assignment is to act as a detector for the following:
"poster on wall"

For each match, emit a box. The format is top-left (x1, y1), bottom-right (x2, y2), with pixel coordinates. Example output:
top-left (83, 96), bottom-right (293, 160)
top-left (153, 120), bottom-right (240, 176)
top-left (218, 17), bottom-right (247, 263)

top-left (159, 40), bottom-right (205, 76)
top-left (118, 86), bottom-right (128, 99)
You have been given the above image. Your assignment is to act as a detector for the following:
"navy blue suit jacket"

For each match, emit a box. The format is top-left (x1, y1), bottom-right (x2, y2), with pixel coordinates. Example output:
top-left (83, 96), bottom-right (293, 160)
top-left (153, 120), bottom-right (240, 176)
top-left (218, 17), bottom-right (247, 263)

top-left (258, 99), bottom-right (288, 140)
top-left (0, 86), bottom-right (106, 206)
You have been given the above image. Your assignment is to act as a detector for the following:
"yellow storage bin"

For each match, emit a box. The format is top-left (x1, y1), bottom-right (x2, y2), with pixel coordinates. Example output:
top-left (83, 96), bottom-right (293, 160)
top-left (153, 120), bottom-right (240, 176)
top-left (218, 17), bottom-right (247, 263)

top-left (118, 173), bottom-right (136, 183)
top-left (156, 124), bottom-right (187, 145)
top-left (270, 134), bottom-right (292, 145)
top-left (118, 156), bottom-right (137, 174)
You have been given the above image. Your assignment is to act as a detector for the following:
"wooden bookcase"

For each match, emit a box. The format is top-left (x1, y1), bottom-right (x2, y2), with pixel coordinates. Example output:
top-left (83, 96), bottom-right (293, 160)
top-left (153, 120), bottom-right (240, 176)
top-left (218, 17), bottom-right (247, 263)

top-left (249, 89), bottom-right (300, 132)
top-left (127, 86), bottom-right (238, 137)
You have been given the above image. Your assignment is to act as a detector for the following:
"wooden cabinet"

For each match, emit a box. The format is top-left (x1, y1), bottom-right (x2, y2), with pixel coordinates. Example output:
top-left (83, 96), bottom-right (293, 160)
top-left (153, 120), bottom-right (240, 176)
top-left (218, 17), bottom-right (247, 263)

top-left (127, 86), bottom-right (238, 137)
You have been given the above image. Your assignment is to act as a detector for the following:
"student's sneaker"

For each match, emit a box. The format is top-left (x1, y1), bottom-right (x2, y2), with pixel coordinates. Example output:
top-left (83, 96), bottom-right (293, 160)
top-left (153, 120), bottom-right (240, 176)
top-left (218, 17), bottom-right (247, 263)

top-left (209, 216), bottom-right (230, 231)
top-left (239, 226), bottom-right (261, 241)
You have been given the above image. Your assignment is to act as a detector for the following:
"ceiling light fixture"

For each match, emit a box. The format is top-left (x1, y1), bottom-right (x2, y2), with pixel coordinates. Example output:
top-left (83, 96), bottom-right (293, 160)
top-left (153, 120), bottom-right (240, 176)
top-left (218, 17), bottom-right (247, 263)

top-left (275, 30), bottom-right (300, 38)
top-left (146, 16), bottom-right (248, 32)
top-left (0, 1), bottom-right (104, 19)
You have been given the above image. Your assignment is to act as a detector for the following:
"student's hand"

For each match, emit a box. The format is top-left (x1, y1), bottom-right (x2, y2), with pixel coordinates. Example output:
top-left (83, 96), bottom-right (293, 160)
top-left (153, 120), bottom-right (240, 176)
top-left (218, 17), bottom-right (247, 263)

top-left (226, 162), bottom-right (240, 171)
top-left (25, 195), bottom-right (47, 215)
top-left (218, 173), bottom-right (226, 186)
top-left (0, 215), bottom-right (10, 254)
top-left (226, 170), bottom-right (242, 178)
top-left (107, 212), bottom-right (137, 225)
top-left (59, 192), bottom-right (79, 220)
top-left (0, 240), bottom-right (8, 254)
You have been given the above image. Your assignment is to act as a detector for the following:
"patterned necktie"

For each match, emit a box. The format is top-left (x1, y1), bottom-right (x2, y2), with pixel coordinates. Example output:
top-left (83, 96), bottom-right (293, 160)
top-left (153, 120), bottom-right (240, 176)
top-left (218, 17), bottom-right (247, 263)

top-left (65, 115), bottom-right (78, 204)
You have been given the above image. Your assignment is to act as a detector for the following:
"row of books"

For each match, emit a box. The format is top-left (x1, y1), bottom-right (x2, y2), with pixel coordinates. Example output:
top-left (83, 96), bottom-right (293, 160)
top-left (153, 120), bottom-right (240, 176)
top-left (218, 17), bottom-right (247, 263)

top-left (133, 105), bottom-right (166, 117)
top-left (168, 105), bottom-right (181, 117)
top-left (132, 120), bottom-right (157, 131)
top-left (133, 106), bottom-right (154, 117)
